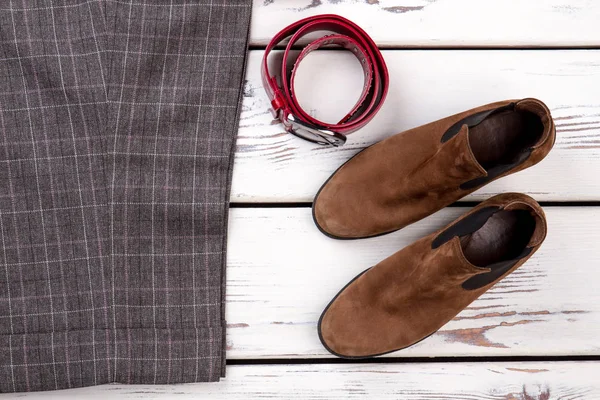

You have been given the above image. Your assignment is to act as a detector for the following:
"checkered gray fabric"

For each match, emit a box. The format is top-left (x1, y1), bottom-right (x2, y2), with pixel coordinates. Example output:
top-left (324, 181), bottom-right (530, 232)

top-left (0, 0), bottom-right (251, 392)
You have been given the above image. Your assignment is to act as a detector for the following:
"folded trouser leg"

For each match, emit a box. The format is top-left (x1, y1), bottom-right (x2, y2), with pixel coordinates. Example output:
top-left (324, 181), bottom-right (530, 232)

top-left (0, 0), bottom-right (252, 391)
top-left (0, 0), bottom-right (111, 391)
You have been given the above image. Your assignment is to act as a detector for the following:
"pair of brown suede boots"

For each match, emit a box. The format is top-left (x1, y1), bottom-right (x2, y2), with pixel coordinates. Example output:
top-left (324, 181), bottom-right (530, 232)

top-left (312, 98), bottom-right (556, 358)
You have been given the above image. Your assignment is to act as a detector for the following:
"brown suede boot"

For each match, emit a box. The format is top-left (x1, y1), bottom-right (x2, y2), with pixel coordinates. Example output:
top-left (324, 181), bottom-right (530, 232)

top-left (313, 98), bottom-right (555, 239)
top-left (318, 193), bottom-right (547, 358)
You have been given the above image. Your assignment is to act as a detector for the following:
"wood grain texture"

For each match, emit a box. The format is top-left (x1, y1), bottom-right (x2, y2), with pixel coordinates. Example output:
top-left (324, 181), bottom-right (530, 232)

top-left (250, 0), bottom-right (600, 47)
top-left (232, 50), bottom-right (600, 202)
top-left (14, 362), bottom-right (600, 399)
top-left (7, 5), bottom-right (600, 399)
top-left (226, 207), bottom-right (600, 358)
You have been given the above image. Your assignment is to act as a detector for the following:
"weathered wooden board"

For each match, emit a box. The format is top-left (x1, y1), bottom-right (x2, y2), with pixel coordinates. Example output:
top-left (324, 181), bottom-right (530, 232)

top-left (250, 0), bottom-right (600, 47)
top-left (14, 362), bottom-right (600, 399)
top-left (6, 3), bottom-right (600, 399)
top-left (232, 50), bottom-right (600, 202)
top-left (226, 207), bottom-right (600, 358)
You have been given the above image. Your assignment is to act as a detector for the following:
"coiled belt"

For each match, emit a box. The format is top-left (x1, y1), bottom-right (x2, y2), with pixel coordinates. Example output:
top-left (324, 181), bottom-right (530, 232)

top-left (261, 14), bottom-right (389, 146)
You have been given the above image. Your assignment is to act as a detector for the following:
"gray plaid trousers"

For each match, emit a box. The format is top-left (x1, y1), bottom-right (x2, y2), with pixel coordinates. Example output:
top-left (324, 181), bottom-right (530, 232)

top-left (0, 0), bottom-right (251, 392)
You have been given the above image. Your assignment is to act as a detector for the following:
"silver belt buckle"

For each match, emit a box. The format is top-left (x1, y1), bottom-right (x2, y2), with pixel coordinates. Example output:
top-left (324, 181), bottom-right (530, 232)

top-left (283, 114), bottom-right (347, 147)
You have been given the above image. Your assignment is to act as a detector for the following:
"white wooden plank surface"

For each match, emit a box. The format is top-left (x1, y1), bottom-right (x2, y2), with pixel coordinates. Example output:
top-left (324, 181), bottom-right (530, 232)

top-left (226, 207), bottom-right (600, 358)
top-left (250, 0), bottom-right (600, 47)
top-left (6, 5), bottom-right (600, 400)
top-left (232, 50), bottom-right (600, 202)
top-left (12, 362), bottom-right (600, 399)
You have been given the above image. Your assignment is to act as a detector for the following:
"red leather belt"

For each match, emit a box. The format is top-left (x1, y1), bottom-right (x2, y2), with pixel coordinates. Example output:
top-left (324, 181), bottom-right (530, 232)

top-left (261, 14), bottom-right (389, 146)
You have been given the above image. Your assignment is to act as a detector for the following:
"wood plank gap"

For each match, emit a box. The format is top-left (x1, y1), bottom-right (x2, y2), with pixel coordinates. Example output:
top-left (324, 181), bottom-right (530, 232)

top-left (230, 202), bottom-right (312, 208)
top-left (230, 201), bottom-right (600, 208)
top-left (227, 355), bottom-right (600, 366)
top-left (249, 45), bottom-right (600, 51)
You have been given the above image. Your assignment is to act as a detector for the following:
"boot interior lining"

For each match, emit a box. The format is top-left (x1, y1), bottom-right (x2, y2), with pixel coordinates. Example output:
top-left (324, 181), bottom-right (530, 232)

top-left (469, 110), bottom-right (544, 170)
top-left (460, 209), bottom-right (537, 268)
